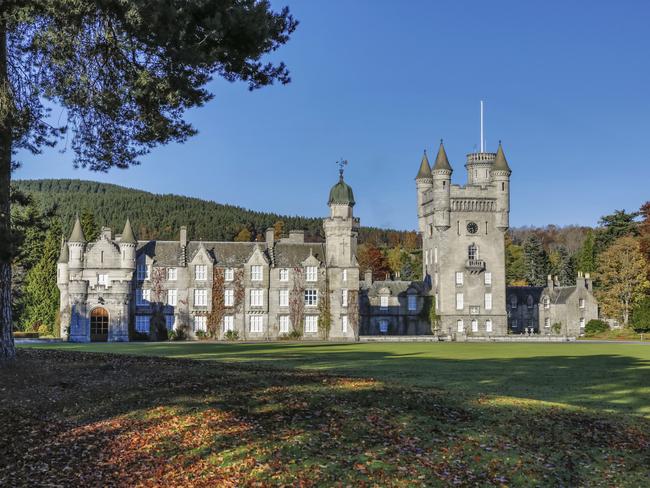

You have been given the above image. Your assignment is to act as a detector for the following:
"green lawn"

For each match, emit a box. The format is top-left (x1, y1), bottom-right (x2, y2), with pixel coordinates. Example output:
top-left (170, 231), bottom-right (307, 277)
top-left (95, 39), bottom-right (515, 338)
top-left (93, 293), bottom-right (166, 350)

top-left (21, 341), bottom-right (650, 417)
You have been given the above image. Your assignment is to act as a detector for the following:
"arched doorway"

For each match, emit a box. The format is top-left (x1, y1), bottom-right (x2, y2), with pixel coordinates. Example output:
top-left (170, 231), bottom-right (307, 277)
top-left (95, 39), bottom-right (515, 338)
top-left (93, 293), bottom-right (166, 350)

top-left (90, 307), bottom-right (109, 342)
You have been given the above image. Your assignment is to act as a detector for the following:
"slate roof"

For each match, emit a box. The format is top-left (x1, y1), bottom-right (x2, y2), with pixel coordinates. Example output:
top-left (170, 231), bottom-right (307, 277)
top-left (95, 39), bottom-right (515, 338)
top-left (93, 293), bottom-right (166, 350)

top-left (506, 285), bottom-right (577, 305)
top-left (58, 239), bottom-right (69, 263)
top-left (274, 242), bottom-right (326, 267)
top-left (120, 218), bottom-right (137, 244)
top-left (361, 280), bottom-right (425, 297)
top-left (137, 241), bottom-right (181, 266)
top-left (68, 215), bottom-right (86, 243)
top-left (432, 141), bottom-right (452, 171)
top-left (328, 173), bottom-right (355, 206)
top-left (493, 142), bottom-right (511, 173)
top-left (415, 151), bottom-right (432, 180)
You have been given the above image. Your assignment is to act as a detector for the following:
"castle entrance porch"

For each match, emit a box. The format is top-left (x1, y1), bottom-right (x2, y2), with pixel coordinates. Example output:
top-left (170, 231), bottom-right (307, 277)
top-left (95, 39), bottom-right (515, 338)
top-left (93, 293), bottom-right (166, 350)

top-left (90, 307), bottom-right (109, 342)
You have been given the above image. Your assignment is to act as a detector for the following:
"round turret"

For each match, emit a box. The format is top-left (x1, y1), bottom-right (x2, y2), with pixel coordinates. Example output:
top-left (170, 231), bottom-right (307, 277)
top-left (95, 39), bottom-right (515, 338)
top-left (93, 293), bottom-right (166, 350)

top-left (431, 142), bottom-right (452, 230)
top-left (491, 142), bottom-right (512, 230)
top-left (67, 215), bottom-right (86, 269)
top-left (119, 218), bottom-right (137, 269)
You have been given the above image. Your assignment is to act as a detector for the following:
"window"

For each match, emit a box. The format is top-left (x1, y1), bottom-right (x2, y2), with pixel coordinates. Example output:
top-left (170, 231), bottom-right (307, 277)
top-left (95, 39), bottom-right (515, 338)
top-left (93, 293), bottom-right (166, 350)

top-left (579, 317), bottom-right (585, 329)
top-left (193, 315), bottom-right (207, 332)
top-left (279, 289), bottom-right (289, 307)
top-left (137, 263), bottom-right (149, 281)
top-left (305, 315), bottom-right (318, 333)
top-left (456, 293), bottom-right (464, 310)
top-left (304, 289), bottom-right (318, 306)
top-left (579, 298), bottom-right (585, 309)
top-left (194, 289), bottom-right (207, 306)
top-left (279, 268), bottom-right (289, 282)
top-left (484, 272), bottom-right (492, 286)
top-left (249, 315), bottom-right (263, 333)
top-left (455, 272), bottom-right (464, 286)
top-left (98, 274), bottom-right (109, 286)
top-left (279, 315), bottom-right (290, 334)
top-left (486, 319), bottom-right (493, 332)
top-left (224, 289), bottom-right (234, 307)
top-left (484, 293), bottom-right (492, 310)
top-left (136, 288), bottom-right (151, 306)
top-left (434, 272), bottom-right (438, 286)
top-left (510, 295), bottom-right (517, 309)
top-left (434, 247), bottom-right (438, 263)
top-left (224, 315), bottom-right (234, 332)
top-left (457, 319), bottom-right (464, 332)
top-left (512, 319), bottom-right (518, 328)
top-left (424, 250), bottom-right (429, 265)
top-left (342, 289), bottom-right (348, 307)
top-left (135, 315), bottom-right (150, 333)
top-left (194, 265), bottom-right (207, 281)
top-left (341, 315), bottom-right (348, 333)
top-left (428, 224), bottom-right (433, 237)
top-left (468, 244), bottom-right (478, 261)
top-left (380, 296), bottom-right (389, 310)
top-left (250, 289), bottom-right (264, 307)
top-left (543, 296), bottom-right (550, 309)
top-left (379, 319), bottom-right (389, 333)
top-left (305, 266), bottom-right (318, 282)
top-left (342, 269), bottom-right (348, 282)
top-left (251, 265), bottom-right (263, 281)
top-left (167, 289), bottom-right (177, 306)
top-left (167, 267), bottom-right (177, 281)
top-left (165, 315), bottom-right (174, 330)
top-left (408, 295), bottom-right (417, 312)
top-left (544, 317), bottom-right (551, 328)
top-left (224, 268), bottom-right (234, 282)
top-left (471, 319), bottom-right (478, 332)
top-left (527, 295), bottom-right (534, 309)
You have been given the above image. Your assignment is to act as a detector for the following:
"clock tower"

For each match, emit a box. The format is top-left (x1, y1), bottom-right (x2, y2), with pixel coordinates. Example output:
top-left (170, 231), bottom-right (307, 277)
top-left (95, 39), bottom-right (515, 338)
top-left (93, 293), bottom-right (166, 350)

top-left (416, 141), bottom-right (511, 337)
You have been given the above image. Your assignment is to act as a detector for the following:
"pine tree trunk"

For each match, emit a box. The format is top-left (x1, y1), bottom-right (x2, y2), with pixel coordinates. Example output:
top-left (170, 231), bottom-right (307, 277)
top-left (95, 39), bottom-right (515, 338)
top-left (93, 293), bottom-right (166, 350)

top-left (0, 22), bottom-right (16, 363)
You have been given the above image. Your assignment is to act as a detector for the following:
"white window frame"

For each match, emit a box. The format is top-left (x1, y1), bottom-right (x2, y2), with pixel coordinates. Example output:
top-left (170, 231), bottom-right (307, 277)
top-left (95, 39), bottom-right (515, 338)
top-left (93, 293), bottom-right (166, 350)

top-left (434, 247), bottom-right (438, 264)
top-left (342, 269), bottom-right (348, 282)
top-left (456, 293), bottom-right (464, 310)
top-left (251, 265), bottom-right (263, 282)
top-left (279, 315), bottom-right (290, 334)
top-left (194, 265), bottom-right (207, 281)
top-left (455, 272), bottom-right (464, 286)
top-left (471, 319), bottom-right (478, 332)
top-left (486, 319), bottom-right (493, 332)
top-left (305, 315), bottom-right (318, 333)
top-left (224, 268), bottom-right (234, 282)
top-left (579, 298), bottom-right (585, 309)
top-left (193, 315), bottom-right (207, 332)
top-left (380, 296), bottom-right (389, 310)
top-left (165, 315), bottom-right (175, 330)
top-left (484, 272), bottom-right (492, 286)
top-left (249, 315), bottom-right (263, 333)
top-left (579, 317), bottom-right (585, 328)
top-left (167, 289), bottom-right (177, 306)
top-left (137, 263), bottom-right (149, 281)
top-left (136, 288), bottom-right (151, 306)
top-left (341, 315), bottom-right (348, 333)
top-left (305, 266), bottom-right (318, 282)
top-left (279, 268), bottom-right (289, 282)
top-left (279, 289), bottom-right (289, 307)
top-left (98, 273), bottom-right (109, 286)
top-left (224, 289), bottom-right (234, 307)
top-left (543, 296), bottom-right (550, 309)
top-left (408, 295), bottom-right (417, 312)
top-left (223, 315), bottom-right (234, 332)
top-left (250, 289), bottom-right (264, 307)
top-left (166, 267), bottom-right (177, 281)
top-left (457, 319), bottom-right (464, 332)
top-left (135, 315), bottom-right (150, 333)
top-left (194, 288), bottom-right (207, 307)
top-left (544, 317), bottom-right (551, 328)
top-left (304, 289), bottom-right (318, 307)
top-left (341, 289), bottom-right (348, 307)
top-left (484, 293), bottom-right (492, 311)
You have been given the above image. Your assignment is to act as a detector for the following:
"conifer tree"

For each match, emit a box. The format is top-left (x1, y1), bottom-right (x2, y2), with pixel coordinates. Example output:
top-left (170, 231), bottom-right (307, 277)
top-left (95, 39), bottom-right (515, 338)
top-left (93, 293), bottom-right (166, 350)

top-left (577, 229), bottom-right (597, 273)
top-left (80, 208), bottom-right (99, 242)
top-left (20, 220), bottom-right (62, 335)
top-left (522, 235), bottom-right (549, 286)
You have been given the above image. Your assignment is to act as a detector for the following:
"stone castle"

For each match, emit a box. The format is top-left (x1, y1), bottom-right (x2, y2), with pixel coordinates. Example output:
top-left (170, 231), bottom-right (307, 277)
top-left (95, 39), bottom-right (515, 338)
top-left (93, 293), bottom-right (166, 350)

top-left (57, 142), bottom-right (598, 341)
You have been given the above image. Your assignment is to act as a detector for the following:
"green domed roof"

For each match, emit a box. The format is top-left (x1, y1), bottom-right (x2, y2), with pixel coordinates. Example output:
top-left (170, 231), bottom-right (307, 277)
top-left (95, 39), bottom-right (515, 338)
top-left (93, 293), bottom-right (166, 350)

top-left (328, 172), bottom-right (355, 206)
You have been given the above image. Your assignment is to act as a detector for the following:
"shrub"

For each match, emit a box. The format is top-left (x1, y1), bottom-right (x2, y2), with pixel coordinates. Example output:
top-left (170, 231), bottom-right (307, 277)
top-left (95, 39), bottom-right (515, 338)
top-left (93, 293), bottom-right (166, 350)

top-left (585, 319), bottom-right (609, 336)
top-left (132, 331), bottom-right (149, 341)
top-left (168, 328), bottom-right (186, 341)
top-left (13, 332), bottom-right (39, 339)
top-left (224, 330), bottom-right (240, 341)
top-left (196, 330), bottom-right (208, 340)
top-left (279, 330), bottom-right (302, 341)
top-left (551, 322), bottom-right (562, 334)
top-left (631, 297), bottom-right (650, 332)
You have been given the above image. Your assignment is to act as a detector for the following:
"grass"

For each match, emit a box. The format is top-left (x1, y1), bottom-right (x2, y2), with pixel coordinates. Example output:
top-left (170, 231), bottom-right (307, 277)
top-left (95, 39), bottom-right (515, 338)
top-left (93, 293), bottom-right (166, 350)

top-left (4, 342), bottom-right (650, 486)
top-left (581, 327), bottom-right (650, 342)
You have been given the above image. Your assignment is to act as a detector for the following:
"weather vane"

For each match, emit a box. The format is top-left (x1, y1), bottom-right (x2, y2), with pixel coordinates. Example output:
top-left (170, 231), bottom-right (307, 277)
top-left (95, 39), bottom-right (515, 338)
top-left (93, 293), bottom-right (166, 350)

top-left (336, 158), bottom-right (348, 178)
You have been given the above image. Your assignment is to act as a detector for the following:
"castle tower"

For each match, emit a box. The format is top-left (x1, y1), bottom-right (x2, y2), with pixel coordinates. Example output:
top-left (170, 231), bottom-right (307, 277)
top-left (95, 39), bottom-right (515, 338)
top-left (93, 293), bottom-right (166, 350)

top-left (57, 238), bottom-right (70, 339)
top-left (415, 150), bottom-right (432, 234)
top-left (119, 217), bottom-right (137, 269)
top-left (417, 139), bottom-right (511, 337)
top-left (67, 214), bottom-right (86, 269)
top-left (324, 165), bottom-right (359, 340)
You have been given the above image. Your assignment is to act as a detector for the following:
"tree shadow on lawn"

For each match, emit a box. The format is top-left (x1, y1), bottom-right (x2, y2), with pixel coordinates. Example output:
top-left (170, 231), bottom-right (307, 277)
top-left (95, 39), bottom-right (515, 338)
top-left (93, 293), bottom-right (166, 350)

top-left (2, 348), bottom-right (649, 487)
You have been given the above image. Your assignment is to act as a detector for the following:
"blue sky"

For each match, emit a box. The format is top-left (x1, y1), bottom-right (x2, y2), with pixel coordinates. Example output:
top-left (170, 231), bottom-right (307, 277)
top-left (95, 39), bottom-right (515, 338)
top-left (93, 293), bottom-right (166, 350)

top-left (15, 0), bottom-right (650, 230)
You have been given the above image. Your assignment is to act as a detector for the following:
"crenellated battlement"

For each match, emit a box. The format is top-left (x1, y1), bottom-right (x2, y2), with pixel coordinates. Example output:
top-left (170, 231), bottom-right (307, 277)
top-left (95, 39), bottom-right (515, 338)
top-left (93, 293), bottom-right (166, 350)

top-left (466, 152), bottom-right (496, 163)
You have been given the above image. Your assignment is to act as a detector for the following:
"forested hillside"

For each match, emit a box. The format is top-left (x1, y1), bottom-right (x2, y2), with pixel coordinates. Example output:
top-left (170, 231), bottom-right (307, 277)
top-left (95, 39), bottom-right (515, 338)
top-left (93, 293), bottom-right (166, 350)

top-left (13, 179), bottom-right (413, 245)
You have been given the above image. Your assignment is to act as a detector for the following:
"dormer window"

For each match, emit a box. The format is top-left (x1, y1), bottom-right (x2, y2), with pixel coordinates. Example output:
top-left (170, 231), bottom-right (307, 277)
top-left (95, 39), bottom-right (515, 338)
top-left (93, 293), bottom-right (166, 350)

top-left (194, 265), bottom-right (207, 281)
top-left (167, 267), bottom-right (177, 281)
top-left (305, 266), bottom-right (318, 282)
top-left (380, 296), bottom-right (389, 310)
top-left (251, 265), bottom-right (262, 281)
top-left (279, 268), bottom-right (289, 282)
top-left (224, 268), bottom-right (234, 281)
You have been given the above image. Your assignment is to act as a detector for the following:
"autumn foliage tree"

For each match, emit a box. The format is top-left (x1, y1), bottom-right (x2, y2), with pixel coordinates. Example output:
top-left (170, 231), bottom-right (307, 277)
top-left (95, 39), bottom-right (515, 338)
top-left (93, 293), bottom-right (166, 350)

top-left (0, 1), bottom-right (297, 361)
top-left (357, 243), bottom-right (389, 281)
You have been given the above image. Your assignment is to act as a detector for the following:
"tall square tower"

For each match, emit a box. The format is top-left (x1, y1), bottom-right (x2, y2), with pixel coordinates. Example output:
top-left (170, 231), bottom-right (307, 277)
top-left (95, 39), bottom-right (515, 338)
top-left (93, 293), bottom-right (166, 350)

top-left (416, 142), bottom-right (511, 336)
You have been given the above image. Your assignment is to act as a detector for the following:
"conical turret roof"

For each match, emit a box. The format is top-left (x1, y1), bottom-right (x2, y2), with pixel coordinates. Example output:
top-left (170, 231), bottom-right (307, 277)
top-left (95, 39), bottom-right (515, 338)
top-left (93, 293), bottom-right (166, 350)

top-left (120, 217), bottom-right (137, 244)
top-left (493, 141), bottom-right (511, 173)
top-left (68, 215), bottom-right (86, 243)
top-left (57, 238), bottom-right (69, 263)
top-left (432, 141), bottom-right (452, 171)
top-left (415, 150), bottom-right (432, 180)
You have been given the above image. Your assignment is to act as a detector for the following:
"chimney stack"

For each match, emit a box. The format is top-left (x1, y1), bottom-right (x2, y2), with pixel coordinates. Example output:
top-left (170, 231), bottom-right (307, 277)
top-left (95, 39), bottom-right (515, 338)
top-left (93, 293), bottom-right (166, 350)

top-left (547, 274), bottom-right (554, 291)
top-left (365, 269), bottom-right (373, 285)
top-left (265, 227), bottom-right (275, 245)
top-left (180, 226), bottom-right (187, 247)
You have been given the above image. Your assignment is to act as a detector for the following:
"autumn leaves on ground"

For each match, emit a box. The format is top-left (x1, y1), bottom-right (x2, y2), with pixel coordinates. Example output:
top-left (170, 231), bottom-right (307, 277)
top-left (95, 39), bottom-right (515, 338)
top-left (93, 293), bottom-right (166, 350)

top-left (2, 347), bottom-right (649, 487)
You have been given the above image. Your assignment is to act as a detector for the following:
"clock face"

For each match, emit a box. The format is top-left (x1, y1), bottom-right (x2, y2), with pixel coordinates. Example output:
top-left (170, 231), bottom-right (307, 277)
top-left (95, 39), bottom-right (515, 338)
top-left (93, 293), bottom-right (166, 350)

top-left (467, 222), bottom-right (478, 234)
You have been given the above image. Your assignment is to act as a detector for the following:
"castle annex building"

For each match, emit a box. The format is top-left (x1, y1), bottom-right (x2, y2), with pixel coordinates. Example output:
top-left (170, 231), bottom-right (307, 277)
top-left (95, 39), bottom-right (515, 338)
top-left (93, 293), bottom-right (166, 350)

top-left (57, 142), bottom-right (598, 341)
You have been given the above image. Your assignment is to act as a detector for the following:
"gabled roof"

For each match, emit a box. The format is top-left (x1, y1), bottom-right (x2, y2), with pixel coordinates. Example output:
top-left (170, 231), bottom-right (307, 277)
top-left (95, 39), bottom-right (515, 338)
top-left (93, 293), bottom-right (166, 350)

top-left (415, 151), bottom-right (432, 180)
top-left (493, 141), bottom-right (511, 173)
top-left (432, 141), bottom-right (452, 171)
top-left (68, 215), bottom-right (86, 243)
